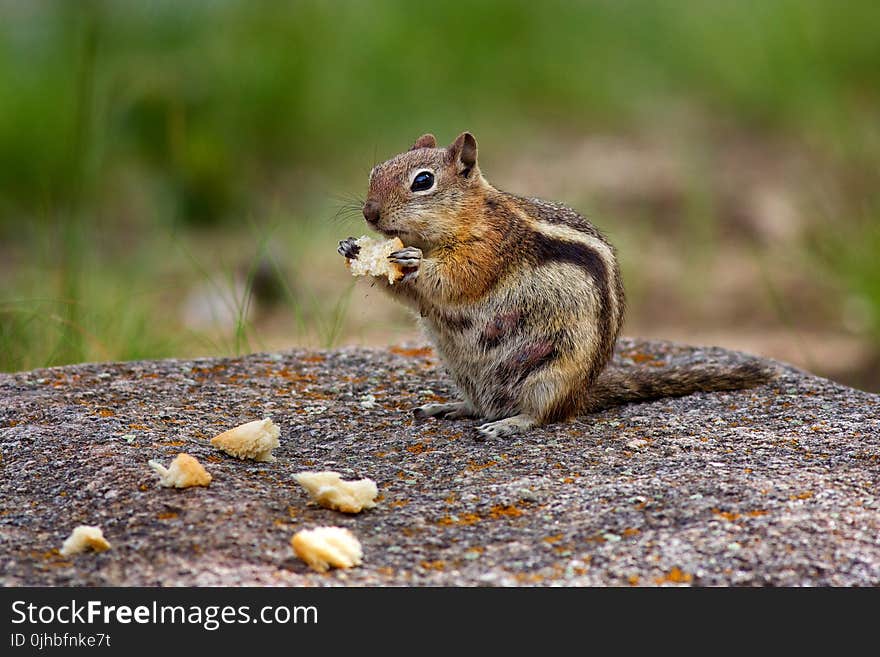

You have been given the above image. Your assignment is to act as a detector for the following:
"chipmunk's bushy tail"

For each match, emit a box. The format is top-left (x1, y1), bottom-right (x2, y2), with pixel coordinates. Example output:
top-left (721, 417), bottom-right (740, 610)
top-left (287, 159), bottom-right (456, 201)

top-left (584, 361), bottom-right (775, 413)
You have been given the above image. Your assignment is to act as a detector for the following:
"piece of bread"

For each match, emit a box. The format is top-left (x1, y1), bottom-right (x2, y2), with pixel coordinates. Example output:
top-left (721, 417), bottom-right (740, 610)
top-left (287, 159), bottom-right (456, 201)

top-left (60, 525), bottom-right (111, 556)
top-left (290, 527), bottom-right (363, 573)
top-left (346, 236), bottom-right (405, 284)
top-left (293, 471), bottom-right (378, 513)
top-left (210, 418), bottom-right (280, 462)
top-left (148, 453), bottom-right (212, 488)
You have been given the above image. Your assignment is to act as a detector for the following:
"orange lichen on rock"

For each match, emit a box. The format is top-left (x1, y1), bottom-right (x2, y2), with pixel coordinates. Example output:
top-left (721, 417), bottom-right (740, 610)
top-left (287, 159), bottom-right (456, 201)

top-left (488, 504), bottom-right (523, 519)
top-left (656, 567), bottom-right (693, 584)
top-left (389, 346), bottom-right (434, 358)
top-left (437, 513), bottom-right (481, 526)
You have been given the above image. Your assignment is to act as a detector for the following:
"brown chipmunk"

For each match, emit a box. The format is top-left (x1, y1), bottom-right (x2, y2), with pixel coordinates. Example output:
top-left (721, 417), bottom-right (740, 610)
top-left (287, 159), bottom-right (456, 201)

top-left (338, 132), bottom-right (773, 439)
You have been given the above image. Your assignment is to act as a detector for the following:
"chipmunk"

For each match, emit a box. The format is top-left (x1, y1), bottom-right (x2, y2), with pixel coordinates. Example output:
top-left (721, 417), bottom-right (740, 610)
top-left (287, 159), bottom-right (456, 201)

top-left (338, 132), bottom-right (773, 439)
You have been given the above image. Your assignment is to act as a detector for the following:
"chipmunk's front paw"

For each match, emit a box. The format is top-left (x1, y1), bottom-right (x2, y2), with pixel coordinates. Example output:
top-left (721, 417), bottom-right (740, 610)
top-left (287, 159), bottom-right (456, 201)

top-left (337, 237), bottom-right (361, 260)
top-left (413, 402), bottom-right (474, 422)
top-left (389, 246), bottom-right (422, 282)
top-left (389, 246), bottom-right (422, 269)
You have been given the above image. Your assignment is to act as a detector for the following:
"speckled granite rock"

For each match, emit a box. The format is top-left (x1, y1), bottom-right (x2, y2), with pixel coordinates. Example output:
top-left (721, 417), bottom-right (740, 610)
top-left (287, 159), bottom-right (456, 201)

top-left (1, 338), bottom-right (877, 586)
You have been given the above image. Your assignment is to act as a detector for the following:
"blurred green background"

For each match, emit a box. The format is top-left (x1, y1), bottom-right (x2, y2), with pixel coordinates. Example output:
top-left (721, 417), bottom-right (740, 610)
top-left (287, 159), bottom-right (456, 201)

top-left (1, 0), bottom-right (878, 391)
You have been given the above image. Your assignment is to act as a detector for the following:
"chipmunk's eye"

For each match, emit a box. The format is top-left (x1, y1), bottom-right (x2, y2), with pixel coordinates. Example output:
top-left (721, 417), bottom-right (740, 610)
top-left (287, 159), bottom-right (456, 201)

top-left (410, 170), bottom-right (434, 192)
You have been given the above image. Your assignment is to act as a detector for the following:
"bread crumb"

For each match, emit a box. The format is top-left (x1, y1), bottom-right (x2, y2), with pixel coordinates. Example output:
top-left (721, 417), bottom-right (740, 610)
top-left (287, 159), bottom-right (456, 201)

top-left (290, 527), bottom-right (362, 573)
top-left (346, 236), bottom-right (405, 284)
top-left (294, 471), bottom-right (378, 513)
top-left (148, 453), bottom-right (212, 488)
top-left (210, 418), bottom-right (280, 462)
top-left (60, 525), bottom-right (111, 556)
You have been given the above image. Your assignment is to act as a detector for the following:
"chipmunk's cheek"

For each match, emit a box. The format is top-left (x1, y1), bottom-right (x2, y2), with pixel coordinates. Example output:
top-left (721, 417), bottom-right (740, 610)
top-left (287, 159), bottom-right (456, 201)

top-left (375, 214), bottom-right (400, 236)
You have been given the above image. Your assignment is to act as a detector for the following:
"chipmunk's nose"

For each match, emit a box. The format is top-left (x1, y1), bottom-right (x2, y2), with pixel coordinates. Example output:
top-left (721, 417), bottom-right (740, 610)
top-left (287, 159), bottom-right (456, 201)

top-left (362, 199), bottom-right (381, 225)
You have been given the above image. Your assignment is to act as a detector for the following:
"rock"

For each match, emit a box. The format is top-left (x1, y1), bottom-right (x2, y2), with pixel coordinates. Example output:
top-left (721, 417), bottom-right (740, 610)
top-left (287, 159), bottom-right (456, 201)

top-left (0, 338), bottom-right (877, 586)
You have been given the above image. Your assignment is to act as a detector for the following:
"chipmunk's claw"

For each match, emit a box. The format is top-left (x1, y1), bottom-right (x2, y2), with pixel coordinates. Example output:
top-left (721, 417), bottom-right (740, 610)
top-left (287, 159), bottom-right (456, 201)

top-left (338, 237), bottom-right (360, 259)
top-left (413, 402), bottom-right (473, 422)
top-left (388, 246), bottom-right (422, 269)
top-left (476, 414), bottom-right (537, 440)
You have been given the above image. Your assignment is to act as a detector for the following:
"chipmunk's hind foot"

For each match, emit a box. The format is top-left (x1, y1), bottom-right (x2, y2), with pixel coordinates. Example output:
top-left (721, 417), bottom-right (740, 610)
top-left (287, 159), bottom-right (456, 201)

top-left (476, 414), bottom-right (537, 440)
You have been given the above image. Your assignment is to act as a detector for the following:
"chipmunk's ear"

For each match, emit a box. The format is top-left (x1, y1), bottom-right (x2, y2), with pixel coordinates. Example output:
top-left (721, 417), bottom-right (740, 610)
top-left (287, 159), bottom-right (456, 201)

top-left (410, 134), bottom-right (437, 150)
top-left (448, 131), bottom-right (477, 176)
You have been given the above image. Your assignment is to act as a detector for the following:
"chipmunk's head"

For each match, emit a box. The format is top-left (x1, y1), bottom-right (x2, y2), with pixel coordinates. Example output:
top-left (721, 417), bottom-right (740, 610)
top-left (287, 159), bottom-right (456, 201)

top-left (363, 131), bottom-right (486, 248)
